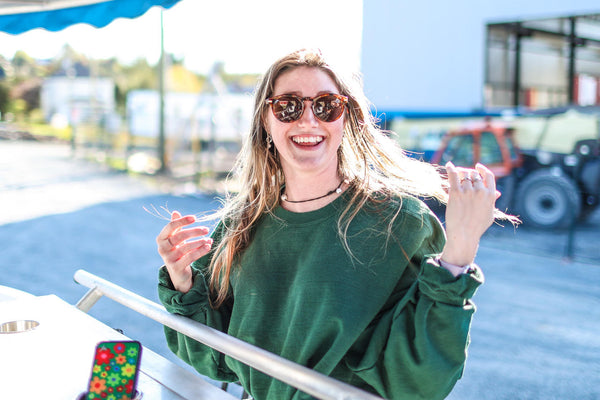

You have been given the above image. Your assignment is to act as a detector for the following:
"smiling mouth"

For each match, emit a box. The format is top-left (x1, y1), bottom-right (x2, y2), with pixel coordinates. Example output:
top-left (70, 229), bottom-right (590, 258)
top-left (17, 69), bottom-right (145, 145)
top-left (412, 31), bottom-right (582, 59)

top-left (292, 136), bottom-right (324, 146)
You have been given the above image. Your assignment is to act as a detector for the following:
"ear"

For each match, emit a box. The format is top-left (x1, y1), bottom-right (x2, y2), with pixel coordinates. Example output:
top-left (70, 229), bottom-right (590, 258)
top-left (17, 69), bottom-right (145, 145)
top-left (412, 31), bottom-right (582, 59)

top-left (260, 111), bottom-right (270, 135)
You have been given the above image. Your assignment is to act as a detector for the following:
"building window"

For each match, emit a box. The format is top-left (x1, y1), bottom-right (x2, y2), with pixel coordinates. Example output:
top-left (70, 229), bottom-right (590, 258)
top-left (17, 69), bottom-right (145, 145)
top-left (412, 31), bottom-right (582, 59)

top-left (485, 15), bottom-right (600, 109)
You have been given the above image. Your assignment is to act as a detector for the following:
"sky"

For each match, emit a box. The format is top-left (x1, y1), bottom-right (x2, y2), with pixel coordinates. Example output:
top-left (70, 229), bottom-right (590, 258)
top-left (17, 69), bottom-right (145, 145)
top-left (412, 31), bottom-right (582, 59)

top-left (0, 0), bottom-right (363, 75)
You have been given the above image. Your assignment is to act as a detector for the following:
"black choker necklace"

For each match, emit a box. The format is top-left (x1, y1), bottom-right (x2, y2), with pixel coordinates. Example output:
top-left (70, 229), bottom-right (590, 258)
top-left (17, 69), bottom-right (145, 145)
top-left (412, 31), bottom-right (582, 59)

top-left (281, 179), bottom-right (349, 204)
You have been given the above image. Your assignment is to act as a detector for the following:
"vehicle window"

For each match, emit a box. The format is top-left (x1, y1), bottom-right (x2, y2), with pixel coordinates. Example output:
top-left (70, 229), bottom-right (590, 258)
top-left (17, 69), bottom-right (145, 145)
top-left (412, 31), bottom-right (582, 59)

top-left (480, 131), bottom-right (503, 165)
top-left (506, 136), bottom-right (519, 161)
top-left (440, 134), bottom-right (474, 166)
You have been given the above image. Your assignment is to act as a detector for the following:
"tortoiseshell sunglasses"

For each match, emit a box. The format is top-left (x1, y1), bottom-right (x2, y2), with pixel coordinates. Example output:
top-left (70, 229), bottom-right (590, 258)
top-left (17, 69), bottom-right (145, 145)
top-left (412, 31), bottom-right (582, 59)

top-left (265, 93), bottom-right (348, 123)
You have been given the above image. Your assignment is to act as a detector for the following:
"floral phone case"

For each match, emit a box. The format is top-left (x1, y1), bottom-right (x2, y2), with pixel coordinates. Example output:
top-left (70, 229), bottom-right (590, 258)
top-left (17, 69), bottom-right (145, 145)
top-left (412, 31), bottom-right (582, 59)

top-left (84, 340), bottom-right (142, 400)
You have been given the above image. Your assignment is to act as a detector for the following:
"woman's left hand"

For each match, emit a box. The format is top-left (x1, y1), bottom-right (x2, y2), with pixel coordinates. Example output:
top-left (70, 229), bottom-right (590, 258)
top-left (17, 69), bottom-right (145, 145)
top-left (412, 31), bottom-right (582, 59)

top-left (440, 162), bottom-right (499, 266)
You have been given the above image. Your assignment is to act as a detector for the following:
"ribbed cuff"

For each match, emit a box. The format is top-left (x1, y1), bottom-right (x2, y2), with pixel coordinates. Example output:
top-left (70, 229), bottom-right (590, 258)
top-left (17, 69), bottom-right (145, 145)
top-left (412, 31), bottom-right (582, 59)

top-left (158, 266), bottom-right (210, 316)
top-left (418, 257), bottom-right (484, 306)
top-left (438, 257), bottom-right (475, 277)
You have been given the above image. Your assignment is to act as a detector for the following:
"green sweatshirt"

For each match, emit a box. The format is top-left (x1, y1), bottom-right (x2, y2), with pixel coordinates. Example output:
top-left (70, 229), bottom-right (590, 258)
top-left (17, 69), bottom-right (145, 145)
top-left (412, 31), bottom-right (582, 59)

top-left (158, 192), bottom-right (484, 400)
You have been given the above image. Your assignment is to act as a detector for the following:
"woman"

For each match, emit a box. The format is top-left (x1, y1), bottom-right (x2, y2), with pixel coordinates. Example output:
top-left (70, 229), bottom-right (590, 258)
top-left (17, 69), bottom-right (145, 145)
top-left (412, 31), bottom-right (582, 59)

top-left (157, 49), bottom-right (515, 400)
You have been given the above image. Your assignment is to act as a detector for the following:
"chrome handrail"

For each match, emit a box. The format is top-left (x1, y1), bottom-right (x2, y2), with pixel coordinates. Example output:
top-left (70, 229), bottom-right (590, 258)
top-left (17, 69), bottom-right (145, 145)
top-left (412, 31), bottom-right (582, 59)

top-left (73, 269), bottom-right (384, 400)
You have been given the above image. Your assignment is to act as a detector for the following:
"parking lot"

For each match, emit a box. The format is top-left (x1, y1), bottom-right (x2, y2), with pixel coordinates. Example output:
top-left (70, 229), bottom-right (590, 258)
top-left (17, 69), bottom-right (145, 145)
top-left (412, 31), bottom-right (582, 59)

top-left (1, 140), bottom-right (598, 400)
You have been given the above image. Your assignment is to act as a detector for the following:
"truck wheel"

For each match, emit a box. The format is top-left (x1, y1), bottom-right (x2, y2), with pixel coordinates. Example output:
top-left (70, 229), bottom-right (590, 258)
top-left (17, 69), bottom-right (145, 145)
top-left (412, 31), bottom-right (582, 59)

top-left (515, 169), bottom-right (581, 229)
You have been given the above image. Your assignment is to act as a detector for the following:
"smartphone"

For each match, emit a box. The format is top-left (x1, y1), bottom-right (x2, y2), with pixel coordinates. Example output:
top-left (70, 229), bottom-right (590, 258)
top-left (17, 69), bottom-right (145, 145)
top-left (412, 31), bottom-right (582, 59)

top-left (84, 340), bottom-right (142, 400)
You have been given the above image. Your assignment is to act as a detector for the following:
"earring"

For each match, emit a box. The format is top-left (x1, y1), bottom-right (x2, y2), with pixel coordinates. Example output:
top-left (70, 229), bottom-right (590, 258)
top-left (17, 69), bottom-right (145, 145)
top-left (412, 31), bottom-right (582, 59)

top-left (267, 135), bottom-right (273, 149)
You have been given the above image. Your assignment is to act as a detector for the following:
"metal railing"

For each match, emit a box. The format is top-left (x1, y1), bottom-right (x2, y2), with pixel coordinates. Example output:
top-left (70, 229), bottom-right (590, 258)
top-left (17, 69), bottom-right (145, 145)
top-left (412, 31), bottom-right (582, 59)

top-left (73, 269), bottom-right (384, 400)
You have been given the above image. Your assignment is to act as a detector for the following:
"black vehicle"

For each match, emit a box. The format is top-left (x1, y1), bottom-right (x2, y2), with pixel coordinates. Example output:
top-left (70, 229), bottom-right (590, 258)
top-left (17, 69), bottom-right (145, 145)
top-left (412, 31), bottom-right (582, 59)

top-left (431, 109), bottom-right (600, 229)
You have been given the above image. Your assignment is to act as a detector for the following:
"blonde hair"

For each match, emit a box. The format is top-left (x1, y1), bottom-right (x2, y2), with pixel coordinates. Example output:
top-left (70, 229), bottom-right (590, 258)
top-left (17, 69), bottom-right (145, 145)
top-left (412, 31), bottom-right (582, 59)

top-left (205, 48), bottom-right (513, 307)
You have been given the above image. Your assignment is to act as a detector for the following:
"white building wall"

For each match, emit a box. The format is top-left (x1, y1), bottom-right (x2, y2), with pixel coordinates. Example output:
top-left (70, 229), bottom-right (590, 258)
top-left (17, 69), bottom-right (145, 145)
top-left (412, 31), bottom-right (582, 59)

top-left (40, 76), bottom-right (115, 123)
top-left (126, 90), bottom-right (254, 141)
top-left (361, 0), bottom-right (600, 113)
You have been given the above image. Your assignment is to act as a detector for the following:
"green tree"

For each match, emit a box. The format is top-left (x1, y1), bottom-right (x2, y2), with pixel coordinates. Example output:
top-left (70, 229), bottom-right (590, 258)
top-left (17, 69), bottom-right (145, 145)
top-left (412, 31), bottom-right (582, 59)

top-left (12, 50), bottom-right (47, 79)
top-left (112, 58), bottom-right (158, 113)
top-left (0, 82), bottom-right (10, 119)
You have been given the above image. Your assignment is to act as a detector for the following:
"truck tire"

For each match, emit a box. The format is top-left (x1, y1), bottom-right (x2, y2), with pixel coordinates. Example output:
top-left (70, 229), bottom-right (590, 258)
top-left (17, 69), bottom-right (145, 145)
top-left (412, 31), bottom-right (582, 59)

top-left (515, 169), bottom-right (581, 229)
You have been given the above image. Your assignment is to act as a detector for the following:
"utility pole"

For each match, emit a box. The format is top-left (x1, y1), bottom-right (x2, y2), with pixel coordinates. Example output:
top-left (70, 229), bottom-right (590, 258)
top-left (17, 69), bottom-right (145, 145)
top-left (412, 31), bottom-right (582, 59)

top-left (157, 9), bottom-right (167, 174)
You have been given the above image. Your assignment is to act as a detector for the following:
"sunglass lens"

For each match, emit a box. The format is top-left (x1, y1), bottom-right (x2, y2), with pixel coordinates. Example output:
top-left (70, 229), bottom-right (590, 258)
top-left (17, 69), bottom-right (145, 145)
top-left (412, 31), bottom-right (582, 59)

top-left (313, 95), bottom-right (345, 122)
top-left (272, 96), bottom-right (302, 122)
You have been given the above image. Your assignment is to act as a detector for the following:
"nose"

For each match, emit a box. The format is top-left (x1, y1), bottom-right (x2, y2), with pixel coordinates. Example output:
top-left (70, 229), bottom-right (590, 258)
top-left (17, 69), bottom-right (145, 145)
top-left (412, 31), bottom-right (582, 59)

top-left (298, 99), bottom-right (319, 125)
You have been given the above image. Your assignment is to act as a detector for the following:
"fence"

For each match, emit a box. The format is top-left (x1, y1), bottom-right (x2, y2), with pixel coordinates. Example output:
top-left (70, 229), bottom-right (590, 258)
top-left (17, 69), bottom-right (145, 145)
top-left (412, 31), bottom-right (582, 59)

top-left (73, 269), bottom-right (384, 400)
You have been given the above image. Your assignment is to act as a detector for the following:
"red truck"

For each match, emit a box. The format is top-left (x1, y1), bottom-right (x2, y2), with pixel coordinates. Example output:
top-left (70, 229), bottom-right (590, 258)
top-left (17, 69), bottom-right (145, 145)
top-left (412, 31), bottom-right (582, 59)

top-left (430, 119), bottom-right (600, 229)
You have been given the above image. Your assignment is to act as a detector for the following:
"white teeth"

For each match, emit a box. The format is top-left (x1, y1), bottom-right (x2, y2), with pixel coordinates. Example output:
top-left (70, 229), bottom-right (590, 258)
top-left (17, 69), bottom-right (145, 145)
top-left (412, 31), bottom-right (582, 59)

top-left (292, 136), bottom-right (323, 144)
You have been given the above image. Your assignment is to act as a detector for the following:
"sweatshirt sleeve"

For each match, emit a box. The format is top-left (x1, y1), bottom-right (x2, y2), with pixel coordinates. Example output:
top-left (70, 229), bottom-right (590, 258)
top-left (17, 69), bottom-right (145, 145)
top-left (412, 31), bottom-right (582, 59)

top-left (157, 224), bottom-right (239, 382)
top-left (345, 203), bottom-right (484, 400)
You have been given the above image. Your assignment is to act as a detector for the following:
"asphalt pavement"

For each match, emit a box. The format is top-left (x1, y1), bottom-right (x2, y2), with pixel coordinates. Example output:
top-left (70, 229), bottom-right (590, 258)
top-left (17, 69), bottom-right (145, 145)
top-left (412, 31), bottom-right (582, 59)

top-left (1, 140), bottom-right (598, 400)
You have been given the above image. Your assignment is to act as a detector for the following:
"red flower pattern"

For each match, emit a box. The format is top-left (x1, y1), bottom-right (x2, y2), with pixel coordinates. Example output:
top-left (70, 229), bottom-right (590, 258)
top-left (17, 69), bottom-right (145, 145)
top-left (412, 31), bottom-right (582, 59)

top-left (88, 341), bottom-right (140, 399)
top-left (113, 343), bottom-right (126, 354)
top-left (95, 347), bottom-right (114, 365)
top-left (125, 380), bottom-right (134, 393)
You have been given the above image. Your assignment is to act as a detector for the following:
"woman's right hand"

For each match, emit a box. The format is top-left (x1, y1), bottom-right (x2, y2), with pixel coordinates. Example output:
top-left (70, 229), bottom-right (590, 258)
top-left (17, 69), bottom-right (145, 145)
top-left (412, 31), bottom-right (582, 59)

top-left (156, 211), bottom-right (213, 293)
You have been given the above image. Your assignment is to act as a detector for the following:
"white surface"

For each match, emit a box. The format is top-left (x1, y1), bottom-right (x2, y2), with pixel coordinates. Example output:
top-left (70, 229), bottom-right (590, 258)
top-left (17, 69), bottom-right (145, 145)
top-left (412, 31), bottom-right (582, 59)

top-left (0, 285), bottom-right (35, 302)
top-left (0, 295), bottom-right (235, 399)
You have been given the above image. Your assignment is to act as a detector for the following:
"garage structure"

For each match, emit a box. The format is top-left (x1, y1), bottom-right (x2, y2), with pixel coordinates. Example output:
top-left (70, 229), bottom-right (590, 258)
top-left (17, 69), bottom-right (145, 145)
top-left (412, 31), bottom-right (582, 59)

top-left (361, 1), bottom-right (600, 117)
top-left (487, 15), bottom-right (600, 109)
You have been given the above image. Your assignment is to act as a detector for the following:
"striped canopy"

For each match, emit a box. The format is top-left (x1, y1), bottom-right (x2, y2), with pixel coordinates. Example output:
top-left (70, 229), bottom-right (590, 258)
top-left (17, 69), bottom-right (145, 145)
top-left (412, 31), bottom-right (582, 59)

top-left (0, 0), bottom-right (180, 34)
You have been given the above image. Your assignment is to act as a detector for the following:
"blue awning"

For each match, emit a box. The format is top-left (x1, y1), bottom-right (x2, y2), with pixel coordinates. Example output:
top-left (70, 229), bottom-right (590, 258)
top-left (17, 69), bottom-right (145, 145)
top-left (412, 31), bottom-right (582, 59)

top-left (0, 0), bottom-right (181, 34)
